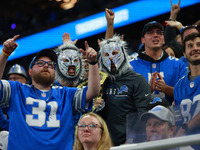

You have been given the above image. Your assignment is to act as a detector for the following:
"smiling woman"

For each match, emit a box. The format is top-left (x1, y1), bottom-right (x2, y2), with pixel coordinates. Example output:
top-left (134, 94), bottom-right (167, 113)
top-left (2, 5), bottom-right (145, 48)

top-left (73, 112), bottom-right (113, 150)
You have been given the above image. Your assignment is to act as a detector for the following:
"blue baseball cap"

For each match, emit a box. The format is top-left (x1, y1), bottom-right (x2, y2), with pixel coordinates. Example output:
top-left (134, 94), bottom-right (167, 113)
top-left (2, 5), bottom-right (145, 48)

top-left (29, 49), bottom-right (57, 69)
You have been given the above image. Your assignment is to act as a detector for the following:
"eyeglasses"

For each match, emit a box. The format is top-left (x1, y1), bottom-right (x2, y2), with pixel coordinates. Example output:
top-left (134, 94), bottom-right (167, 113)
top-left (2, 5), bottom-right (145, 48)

top-left (146, 30), bottom-right (164, 35)
top-left (32, 60), bottom-right (56, 69)
top-left (8, 77), bottom-right (25, 81)
top-left (77, 123), bottom-right (103, 131)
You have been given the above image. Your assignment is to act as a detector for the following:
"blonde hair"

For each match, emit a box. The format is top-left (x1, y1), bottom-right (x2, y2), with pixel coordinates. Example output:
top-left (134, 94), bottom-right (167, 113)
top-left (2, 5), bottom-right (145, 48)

top-left (73, 112), bottom-right (113, 150)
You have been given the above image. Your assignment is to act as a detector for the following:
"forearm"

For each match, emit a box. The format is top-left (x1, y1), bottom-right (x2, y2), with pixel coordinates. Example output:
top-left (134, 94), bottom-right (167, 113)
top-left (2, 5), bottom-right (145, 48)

top-left (187, 113), bottom-right (200, 131)
top-left (169, 13), bottom-right (178, 21)
top-left (105, 22), bottom-right (114, 39)
top-left (0, 53), bottom-right (9, 90)
top-left (86, 64), bottom-right (100, 102)
top-left (163, 85), bottom-right (174, 98)
top-left (0, 53), bottom-right (8, 79)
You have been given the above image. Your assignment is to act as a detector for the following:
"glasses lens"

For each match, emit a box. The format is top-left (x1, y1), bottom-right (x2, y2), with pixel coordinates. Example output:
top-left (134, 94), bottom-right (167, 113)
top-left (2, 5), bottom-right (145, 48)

top-left (47, 62), bottom-right (55, 69)
top-left (88, 124), bottom-right (96, 130)
top-left (34, 60), bottom-right (55, 69)
top-left (37, 60), bottom-right (45, 67)
top-left (146, 30), bottom-right (163, 35)
top-left (78, 123), bottom-right (99, 131)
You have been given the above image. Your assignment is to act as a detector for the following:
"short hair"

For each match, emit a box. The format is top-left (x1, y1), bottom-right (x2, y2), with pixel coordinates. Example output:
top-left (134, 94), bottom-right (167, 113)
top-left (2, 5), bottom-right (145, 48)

top-left (183, 33), bottom-right (200, 52)
top-left (73, 112), bottom-right (112, 150)
top-left (181, 25), bottom-right (200, 41)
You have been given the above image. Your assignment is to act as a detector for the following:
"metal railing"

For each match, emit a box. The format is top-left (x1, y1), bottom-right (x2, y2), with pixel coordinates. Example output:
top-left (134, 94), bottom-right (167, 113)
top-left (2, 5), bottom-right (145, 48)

top-left (110, 134), bottom-right (200, 150)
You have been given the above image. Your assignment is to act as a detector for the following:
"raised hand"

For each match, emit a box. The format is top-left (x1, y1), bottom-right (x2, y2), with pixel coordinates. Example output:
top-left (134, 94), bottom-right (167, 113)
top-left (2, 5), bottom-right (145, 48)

top-left (165, 20), bottom-right (183, 31)
top-left (105, 8), bottom-right (115, 25)
top-left (62, 32), bottom-right (78, 45)
top-left (3, 35), bottom-right (20, 55)
top-left (170, 0), bottom-right (181, 20)
top-left (79, 41), bottom-right (98, 63)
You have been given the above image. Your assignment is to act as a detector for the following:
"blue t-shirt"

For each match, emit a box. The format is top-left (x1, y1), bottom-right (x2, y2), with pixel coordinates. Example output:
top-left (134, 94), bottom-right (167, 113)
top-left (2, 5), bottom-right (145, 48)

top-left (0, 80), bottom-right (92, 150)
top-left (129, 52), bottom-right (187, 104)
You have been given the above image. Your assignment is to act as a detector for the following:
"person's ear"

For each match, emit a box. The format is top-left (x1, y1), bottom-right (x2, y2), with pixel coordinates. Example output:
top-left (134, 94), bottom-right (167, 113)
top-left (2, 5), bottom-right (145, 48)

top-left (141, 37), bottom-right (145, 44)
top-left (28, 68), bottom-right (32, 76)
top-left (169, 125), bottom-right (176, 138)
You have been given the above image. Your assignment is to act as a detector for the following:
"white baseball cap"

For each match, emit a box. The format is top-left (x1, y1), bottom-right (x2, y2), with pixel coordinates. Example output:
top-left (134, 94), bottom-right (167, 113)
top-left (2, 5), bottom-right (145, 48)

top-left (140, 105), bottom-right (175, 125)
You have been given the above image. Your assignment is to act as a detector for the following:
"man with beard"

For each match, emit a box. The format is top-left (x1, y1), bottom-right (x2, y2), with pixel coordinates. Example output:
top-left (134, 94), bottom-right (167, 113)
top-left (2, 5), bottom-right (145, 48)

top-left (97, 35), bottom-right (151, 146)
top-left (174, 33), bottom-right (200, 150)
top-left (0, 35), bottom-right (100, 150)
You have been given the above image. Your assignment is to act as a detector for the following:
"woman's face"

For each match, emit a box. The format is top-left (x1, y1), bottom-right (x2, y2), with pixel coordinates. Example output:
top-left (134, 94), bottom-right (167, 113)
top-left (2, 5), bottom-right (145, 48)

top-left (78, 115), bottom-right (102, 146)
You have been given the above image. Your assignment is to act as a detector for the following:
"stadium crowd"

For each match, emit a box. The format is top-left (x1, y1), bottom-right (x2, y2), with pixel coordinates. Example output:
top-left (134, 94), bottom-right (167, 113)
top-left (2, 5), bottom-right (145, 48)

top-left (0, 0), bottom-right (200, 150)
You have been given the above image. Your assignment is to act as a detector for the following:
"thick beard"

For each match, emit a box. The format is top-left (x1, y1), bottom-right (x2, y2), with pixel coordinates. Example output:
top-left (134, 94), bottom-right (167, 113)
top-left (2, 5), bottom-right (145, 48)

top-left (32, 71), bottom-right (55, 86)
top-left (187, 57), bottom-right (200, 65)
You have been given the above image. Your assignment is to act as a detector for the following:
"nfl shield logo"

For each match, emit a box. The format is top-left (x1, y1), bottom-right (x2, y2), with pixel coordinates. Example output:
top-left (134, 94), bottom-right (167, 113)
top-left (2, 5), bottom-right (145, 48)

top-left (190, 82), bottom-right (194, 88)
top-left (152, 63), bottom-right (156, 69)
top-left (41, 92), bottom-right (46, 97)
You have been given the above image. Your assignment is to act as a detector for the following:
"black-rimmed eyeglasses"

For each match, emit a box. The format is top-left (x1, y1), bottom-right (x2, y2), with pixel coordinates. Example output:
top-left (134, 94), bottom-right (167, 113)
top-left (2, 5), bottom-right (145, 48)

top-left (32, 60), bottom-right (56, 69)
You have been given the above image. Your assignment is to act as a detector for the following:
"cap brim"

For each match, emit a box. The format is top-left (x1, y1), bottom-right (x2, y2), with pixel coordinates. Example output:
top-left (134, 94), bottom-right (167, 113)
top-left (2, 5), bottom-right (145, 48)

top-left (29, 49), bottom-right (57, 69)
top-left (140, 112), bottom-right (160, 122)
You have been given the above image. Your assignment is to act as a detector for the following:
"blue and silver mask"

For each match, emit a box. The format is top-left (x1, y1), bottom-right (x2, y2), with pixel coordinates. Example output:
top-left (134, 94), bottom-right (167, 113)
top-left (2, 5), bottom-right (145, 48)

top-left (100, 41), bottom-right (125, 73)
top-left (58, 49), bottom-right (81, 79)
top-left (54, 42), bottom-right (83, 85)
top-left (99, 35), bottom-right (132, 78)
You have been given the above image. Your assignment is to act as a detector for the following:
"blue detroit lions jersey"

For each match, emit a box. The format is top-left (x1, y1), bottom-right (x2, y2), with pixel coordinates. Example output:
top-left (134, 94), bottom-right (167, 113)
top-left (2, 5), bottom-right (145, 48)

top-left (174, 74), bottom-right (200, 150)
top-left (0, 80), bottom-right (91, 150)
top-left (129, 52), bottom-right (187, 104)
top-left (174, 74), bottom-right (200, 129)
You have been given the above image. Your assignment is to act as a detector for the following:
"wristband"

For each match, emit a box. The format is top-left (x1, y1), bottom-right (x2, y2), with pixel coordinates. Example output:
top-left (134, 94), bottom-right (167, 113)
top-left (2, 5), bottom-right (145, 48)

top-left (168, 19), bottom-right (176, 21)
top-left (88, 60), bottom-right (98, 65)
top-left (180, 27), bottom-right (185, 34)
top-left (181, 123), bottom-right (190, 134)
top-left (2, 49), bottom-right (11, 57)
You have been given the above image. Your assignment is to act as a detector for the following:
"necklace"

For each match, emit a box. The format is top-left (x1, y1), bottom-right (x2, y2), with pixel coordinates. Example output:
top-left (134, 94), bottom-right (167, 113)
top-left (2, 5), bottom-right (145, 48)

top-left (33, 86), bottom-right (52, 101)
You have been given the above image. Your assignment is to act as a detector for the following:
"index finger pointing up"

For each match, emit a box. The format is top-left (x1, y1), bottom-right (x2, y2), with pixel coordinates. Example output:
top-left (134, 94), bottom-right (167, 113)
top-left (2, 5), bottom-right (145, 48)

top-left (84, 41), bottom-right (89, 51)
top-left (13, 34), bottom-right (20, 41)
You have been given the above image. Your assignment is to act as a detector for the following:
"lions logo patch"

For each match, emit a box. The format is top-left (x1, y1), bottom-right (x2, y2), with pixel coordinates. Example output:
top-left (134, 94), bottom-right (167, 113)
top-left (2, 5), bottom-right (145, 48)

top-left (118, 85), bottom-right (128, 94)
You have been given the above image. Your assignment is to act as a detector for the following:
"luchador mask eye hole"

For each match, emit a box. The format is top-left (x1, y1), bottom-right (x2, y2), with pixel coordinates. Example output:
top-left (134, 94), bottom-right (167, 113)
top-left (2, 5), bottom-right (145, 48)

top-left (74, 58), bottom-right (79, 62)
top-left (103, 52), bottom-right (109, 57)
top-left (62, 58), bottom-right (70, 62)
top-left (112, 49), bottom-right (120, 55)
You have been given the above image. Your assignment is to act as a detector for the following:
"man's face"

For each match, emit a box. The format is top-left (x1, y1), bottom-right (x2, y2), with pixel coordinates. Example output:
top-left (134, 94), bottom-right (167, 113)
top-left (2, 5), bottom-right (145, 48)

top-left (183, 28), bottom-right (199, 41)
top-left (184, 37), bottom-right (200, 65)
top-left (145, 117), bottom-right (174, 141)
top-left (8, 74), bottom-right (26, 83)
top-left (142, 27), bottom-right (165, 51)
top-left (29, 56), bottom-right (55, 86)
